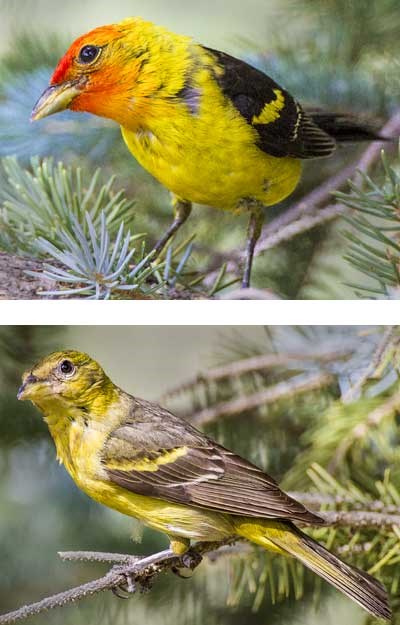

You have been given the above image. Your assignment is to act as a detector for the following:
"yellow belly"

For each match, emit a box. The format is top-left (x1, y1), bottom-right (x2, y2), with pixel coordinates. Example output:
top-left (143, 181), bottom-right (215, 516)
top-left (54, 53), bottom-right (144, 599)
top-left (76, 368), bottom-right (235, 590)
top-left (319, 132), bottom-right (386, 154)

top-left (62, 419), bottom-right (234, 542)
top-left (121, 91), bottom-right (302, 211)
top-left (78, 473), bottom-right (235, 541)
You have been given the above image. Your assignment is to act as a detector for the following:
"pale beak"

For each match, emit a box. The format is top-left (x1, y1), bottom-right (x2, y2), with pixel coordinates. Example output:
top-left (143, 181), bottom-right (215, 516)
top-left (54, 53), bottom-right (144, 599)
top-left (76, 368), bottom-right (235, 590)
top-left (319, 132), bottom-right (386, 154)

top-left (30, 81), bottom-right (83, 122)
top-left (17, 374), bottom-right (38, 400)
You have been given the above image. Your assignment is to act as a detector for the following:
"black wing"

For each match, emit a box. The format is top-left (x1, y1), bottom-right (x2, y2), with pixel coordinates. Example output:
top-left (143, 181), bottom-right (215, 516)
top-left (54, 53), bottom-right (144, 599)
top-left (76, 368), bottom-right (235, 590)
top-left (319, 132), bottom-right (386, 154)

top-left (204, 47), bottom-right (336, 159)
top-left (102, 398), bottom-right (324, 525)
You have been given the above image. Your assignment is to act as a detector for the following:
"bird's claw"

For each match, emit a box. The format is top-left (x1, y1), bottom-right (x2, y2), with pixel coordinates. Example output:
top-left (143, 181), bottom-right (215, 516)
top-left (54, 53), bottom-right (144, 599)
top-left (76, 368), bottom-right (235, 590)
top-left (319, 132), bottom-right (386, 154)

top-left (172, 550), bottom-right (203, 578)
top-left (182, 550), bottom-right (202, 570)
top-left (111, 566), bottom-right (137, 599)
top-left (112, 585), bottom-right (131, 600)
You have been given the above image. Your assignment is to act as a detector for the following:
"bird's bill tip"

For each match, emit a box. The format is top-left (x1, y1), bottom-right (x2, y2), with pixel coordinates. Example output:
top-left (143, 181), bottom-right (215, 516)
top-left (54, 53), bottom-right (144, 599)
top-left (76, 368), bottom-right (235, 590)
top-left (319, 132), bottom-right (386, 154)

top-left (30, 81), bottom-right (82, 122)
top-left (17, 374), bottom-right (38, 400)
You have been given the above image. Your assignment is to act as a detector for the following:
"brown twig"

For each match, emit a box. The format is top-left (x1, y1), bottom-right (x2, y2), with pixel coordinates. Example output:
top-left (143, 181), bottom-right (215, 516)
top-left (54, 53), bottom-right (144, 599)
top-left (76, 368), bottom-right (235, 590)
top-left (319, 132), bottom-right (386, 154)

top-left (190, 371), bottom-right (334, 426)
top-left (252, 204), bottom-right (348, 255)
top-left (162, 349), bottom-right (352, 400)
top-left (255, 111), bottom-right (400, 259)
top-left (204, 110), bottom-right (400, 285)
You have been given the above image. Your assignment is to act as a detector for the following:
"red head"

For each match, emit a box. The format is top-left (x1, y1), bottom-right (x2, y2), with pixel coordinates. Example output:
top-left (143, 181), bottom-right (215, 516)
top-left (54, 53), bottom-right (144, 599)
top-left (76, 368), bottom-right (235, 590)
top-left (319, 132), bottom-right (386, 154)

top-left (31, 18), bottom-right (176, 128)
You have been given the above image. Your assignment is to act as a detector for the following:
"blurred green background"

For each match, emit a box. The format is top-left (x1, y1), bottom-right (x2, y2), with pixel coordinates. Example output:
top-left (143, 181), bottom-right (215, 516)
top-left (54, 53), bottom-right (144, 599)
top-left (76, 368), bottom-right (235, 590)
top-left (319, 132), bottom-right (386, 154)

top-left (1, 0), bottom-right (399, 298)
top-left (0, 0), bottom-right (280, 54)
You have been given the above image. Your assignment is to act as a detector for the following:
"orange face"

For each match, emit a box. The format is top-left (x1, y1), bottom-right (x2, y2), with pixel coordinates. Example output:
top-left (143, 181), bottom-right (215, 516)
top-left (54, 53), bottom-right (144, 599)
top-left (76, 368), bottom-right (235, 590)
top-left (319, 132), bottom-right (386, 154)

top-left (31, 18), bottom-right (157, 128)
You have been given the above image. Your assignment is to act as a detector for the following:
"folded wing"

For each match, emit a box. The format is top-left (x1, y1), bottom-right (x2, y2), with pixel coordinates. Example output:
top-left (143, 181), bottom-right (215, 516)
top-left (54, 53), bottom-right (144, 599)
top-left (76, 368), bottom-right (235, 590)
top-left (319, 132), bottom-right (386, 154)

top-left (102, 399), bottom-right (323, 525)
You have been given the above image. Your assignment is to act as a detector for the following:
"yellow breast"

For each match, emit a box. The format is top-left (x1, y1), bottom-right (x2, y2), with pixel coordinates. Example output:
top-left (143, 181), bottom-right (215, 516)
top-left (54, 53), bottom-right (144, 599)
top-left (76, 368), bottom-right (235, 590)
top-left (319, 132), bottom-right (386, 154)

top-left (53, 417), bottom-right (234, 542)
top-left (121, 67), bottom-right (301, 211)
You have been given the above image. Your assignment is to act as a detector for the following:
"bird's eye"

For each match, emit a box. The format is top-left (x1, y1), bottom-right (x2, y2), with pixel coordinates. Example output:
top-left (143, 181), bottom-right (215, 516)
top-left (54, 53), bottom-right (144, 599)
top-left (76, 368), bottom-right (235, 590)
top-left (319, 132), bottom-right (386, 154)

top-left (78, 45), bottom-right (101, 65)
top-left (59, 360), bottom-right (76, 377)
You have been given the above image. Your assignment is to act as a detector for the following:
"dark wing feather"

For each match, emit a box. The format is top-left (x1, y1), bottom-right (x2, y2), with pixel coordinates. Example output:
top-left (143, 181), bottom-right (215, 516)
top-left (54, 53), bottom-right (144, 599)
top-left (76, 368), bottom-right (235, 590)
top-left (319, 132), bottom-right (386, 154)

top-left (102, 398), bottom-right (323, 525)
top-left (204, 47), bottom-right (336, 160)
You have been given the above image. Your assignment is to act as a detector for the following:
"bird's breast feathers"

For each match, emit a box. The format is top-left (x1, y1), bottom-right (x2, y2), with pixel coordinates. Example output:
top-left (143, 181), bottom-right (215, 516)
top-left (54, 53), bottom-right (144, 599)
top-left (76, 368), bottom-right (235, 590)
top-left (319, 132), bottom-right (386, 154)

top-left (120, 46), bottom-right (304, 210)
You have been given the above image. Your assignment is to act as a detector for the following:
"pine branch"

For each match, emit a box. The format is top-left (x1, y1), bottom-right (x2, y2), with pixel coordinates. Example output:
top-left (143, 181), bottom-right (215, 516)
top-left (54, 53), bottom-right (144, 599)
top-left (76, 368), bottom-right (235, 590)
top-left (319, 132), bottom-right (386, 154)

top-left (343, 326), bottom-right (397, 402)
top-left (0, 251), bottom-right (56, 299)
top-left (255, 111), bottom-right (400, 258)
top-left (162, 349), bottom-right (352, 400)
top-left (1, 502), bottom-right (399, 625)
top-left (329, 391), bottom-right (400, 472)
top-left (204, 112), bottom-right (400, 286)
top-left (245, 204), bottom-right (348, 255)
top-left (190, 371), bottom-right (334, 426)
top-left (288, 492), bottom-right (400, 515)
top-left (0, 540), bottom-right (235, 625)
top-left (316, 510), bottom-right (400, 528)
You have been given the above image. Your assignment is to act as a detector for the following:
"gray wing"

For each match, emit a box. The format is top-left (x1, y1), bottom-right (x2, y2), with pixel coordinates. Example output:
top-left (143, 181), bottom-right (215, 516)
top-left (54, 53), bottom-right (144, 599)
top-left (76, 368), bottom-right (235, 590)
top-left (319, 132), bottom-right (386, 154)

top-left (101, 398), bottom-right (324, 525)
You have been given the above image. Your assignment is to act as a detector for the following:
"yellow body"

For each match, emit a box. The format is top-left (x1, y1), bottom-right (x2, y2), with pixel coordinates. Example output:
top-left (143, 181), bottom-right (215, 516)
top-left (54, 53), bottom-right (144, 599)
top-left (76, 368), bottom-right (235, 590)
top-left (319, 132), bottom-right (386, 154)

top-left (118, 31), bottom-right (302, 211)
top-left (32, 18), bottom-right (302, 212)
top-left (46, 397), bottom-right (236, 542)
top-left (20, 351), bottom-right (288, 548)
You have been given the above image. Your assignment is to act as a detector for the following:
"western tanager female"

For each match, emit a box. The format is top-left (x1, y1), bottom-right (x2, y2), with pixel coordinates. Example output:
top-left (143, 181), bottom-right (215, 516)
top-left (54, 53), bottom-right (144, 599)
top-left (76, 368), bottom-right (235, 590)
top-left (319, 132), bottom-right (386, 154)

top-left (30, 18), bottom-right (384, 288)
top-left (18, 350), bottom-right (390, 619)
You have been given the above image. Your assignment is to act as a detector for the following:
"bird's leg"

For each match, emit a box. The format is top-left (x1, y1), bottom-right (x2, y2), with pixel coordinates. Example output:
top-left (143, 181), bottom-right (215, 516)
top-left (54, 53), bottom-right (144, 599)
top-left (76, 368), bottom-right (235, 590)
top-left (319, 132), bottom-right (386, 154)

top-left (152, 198), bottom-right (192, 258)
top-left (181, 550), bottom-right (203, 570)
top-left (169, 536), bottom-right (202, 578)
top-left (170, 536), bottom-right (191, 556)
top-left (242, 202), bottom-right (264, 289)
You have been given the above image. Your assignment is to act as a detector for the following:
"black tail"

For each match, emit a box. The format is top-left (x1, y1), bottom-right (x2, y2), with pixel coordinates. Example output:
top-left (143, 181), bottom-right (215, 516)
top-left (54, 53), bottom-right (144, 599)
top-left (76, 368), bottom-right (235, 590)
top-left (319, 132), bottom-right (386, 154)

top-left (307, 110), bottom-right (389, 143)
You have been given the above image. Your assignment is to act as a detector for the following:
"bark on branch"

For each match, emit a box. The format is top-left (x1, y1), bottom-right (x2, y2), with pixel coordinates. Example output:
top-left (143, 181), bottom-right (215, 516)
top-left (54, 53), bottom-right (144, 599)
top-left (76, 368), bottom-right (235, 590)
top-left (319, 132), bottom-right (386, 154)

top-left (1, 504), bottom-right (399, 625)
top-left (0, 252), bottom-right (56, 299)
top-left (161, 349), bottom-right (352, 400)
top-left (189, 371), bottom-right (335, 426)
top-left (204, 110), bottom-right (400, 284)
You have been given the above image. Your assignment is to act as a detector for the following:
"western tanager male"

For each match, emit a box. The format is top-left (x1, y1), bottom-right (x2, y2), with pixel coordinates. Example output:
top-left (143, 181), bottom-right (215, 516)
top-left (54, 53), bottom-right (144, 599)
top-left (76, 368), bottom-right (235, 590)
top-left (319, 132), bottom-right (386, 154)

top-left (18, 350), bottom-right (391, 620)
top-left (30, 18), bottom-right (385, 288)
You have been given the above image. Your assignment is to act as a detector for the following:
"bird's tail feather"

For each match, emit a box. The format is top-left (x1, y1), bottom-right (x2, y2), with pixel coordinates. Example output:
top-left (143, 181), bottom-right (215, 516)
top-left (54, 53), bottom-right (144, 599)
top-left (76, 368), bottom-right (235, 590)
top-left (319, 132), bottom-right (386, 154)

top-left (235, 519), bottom-right (391, 621)
top-left (308, 110), bottom-right (389, 143)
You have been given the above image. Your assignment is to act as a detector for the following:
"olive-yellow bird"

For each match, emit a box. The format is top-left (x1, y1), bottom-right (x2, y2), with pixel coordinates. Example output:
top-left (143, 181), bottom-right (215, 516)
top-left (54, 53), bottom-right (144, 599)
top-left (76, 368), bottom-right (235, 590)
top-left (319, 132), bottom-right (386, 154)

top-left (18, 350), bottom-right (390, 619)
top-left (30, 18), bottom-right (384, 288)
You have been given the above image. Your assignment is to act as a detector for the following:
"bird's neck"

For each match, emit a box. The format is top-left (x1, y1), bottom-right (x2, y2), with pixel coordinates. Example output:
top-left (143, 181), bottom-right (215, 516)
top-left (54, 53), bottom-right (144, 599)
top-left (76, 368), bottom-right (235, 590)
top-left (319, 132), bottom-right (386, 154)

top-left (33, 382), bottom-right (121, 470)
top-left (74, 30), bottom-right (208, 132)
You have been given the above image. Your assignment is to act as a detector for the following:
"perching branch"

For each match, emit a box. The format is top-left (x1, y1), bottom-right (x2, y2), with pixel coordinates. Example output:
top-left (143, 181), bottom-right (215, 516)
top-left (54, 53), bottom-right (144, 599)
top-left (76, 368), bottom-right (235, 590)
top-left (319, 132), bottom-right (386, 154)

top-left (1, 503), bottom-right (399, 625)
top-left (0, 252), bottom-right (56, 299)
top-left (0, 539), bottom-right (235, 625)
top-left (204, 110), bottom-right (400, 285)
top-left (190, 371), bottom-right (335, 426)
top-left (288, 492), bottom-right (400, 515)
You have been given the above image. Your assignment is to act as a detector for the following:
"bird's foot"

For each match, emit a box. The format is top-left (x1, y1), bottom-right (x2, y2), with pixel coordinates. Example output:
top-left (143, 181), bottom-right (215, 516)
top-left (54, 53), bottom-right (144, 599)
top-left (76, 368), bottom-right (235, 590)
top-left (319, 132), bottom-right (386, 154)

top-left (111, 565), bottom-right (155, 599)
top-left (171, 549), bottom-right (202, 579)
top-left (111, 571), bottom-right (136, 599)
top-left (182, 549), bottom-right (202, 570)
